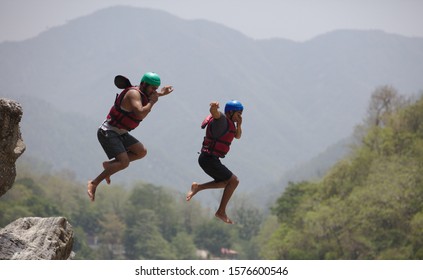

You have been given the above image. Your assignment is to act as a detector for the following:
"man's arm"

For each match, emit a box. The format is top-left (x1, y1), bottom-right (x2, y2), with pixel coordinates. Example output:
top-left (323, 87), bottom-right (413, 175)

top-left (157, 85), bottom-right (174, 97)
top-left (124, 89), bottom-right (158, 120)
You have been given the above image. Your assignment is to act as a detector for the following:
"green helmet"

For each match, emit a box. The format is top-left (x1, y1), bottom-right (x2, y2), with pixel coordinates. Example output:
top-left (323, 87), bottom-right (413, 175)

top-left (141, 72), bottom-right (161, 86)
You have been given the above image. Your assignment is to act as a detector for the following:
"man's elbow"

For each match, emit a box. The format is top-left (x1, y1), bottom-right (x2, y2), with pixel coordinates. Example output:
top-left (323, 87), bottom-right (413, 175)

top-left (135, 109), bottom-right (150, 119)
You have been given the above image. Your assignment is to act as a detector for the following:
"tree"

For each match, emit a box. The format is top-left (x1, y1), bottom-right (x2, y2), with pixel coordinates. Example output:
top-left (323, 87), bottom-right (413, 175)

top-left (97, 213), bottom-right (126, 259)
top-left (127, 184), bottom-right (181, 241)
top-left (232, 198), bottom-right (263, 240)
top-left (124, 209), bottom-right (175, 259)
top-left (171, 232), bottom-right (197, 259)
top-left (194, 220), bottom-right (233, 256)
top-left (366, 85), bottom-right (405, 127)
top-left (272, 181), bottom-right (308, 224)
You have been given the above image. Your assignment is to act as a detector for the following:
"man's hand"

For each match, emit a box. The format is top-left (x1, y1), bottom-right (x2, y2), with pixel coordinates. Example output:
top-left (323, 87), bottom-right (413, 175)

top-left (149, 92), bottom-right (159, 104)
top-left (210, 101), bottom-right (221, 119)
top-left (158, 85), bottom-right (174, 97)
top-left (210, 101), bottom-right (219, 110)
top-left (233, 111), bottom-right (242, 139)
top-left (233, 112), bottom-right (242, 125)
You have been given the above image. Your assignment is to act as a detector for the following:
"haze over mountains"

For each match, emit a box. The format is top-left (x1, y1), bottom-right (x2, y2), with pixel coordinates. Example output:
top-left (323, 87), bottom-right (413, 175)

top-left (2, 6), bottom-right (423, 206)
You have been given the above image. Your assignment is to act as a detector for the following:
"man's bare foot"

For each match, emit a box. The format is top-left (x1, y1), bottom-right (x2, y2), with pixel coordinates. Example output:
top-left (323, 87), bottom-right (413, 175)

top-left (87, 181), bottom-right (97, 202)
top-left (215, 212), bottom-right (234, 224)
top-left (186, 182), bottom-right (199, 201)
top-left (102, 162), bottom-right (111, 184)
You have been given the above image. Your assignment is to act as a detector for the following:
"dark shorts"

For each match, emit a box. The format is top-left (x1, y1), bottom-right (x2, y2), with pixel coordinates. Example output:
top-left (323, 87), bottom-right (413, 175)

top-left (198, 152), bottom-right (233, 182)
top-left (97, 128), bottom-right (140, 159)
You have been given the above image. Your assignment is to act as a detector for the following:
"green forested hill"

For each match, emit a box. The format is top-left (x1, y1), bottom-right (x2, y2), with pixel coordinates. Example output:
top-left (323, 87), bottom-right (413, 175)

top-left (259, 86), bottom-right (423, 259)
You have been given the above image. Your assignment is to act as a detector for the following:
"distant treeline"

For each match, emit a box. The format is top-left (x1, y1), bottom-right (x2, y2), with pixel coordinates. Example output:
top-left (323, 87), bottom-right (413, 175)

top-left (0, 166), bottom-right (263, 260)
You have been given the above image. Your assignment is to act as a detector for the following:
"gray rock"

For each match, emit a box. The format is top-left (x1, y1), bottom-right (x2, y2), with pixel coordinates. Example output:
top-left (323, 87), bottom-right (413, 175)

top-left (0, 217), bottom-right (74, 260)
top-left (0, 99), bottom-right (75, 260)
top-left (0, 98), bottom-right (26, 198)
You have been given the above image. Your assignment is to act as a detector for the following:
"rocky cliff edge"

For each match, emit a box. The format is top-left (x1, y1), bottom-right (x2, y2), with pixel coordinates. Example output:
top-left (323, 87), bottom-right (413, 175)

top-left (0, 98), bottom-right (74, 260)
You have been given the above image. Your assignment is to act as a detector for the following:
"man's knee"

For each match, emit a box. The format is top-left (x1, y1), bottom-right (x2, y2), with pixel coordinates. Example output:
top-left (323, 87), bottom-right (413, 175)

top-left (116, 153), bottom-right (130, 169)
top-left (133, 146), bottom-right (147, 160)
top-left (139, 147), bottom-right (147, 159)
top-left (119, 158), bottom-right (130, 169)
top-left (229, 175), bottom-right (239, 187)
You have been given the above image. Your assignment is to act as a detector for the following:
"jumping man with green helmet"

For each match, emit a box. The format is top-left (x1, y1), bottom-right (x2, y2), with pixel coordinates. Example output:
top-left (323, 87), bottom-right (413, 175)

top-left (88, 72), bottom-right (173, 202)
top-left (186, 100), bottom-right (244, 224)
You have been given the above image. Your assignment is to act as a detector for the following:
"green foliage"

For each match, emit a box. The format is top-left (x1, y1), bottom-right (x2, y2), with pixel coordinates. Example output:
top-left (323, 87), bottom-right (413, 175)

top-left (232, 196), bottom-right (264, 240)
top-left (1, 162), bottom-right (264, 259)
top-left (0, 178), bottom-right (61, 225)
top-left (124, 209), bottom-right (176, 260)
top-left (265, 88), bottom-right (423, 260)
top-left (255, 215), bottom-right (279, 259)
top-left (271, 181), bottom-right (309, 224)
top-left (171, 232), bottom-right (198, 260)
top-left (194, 220), bottom-right (233, 256)
top-left (410, 211), bottom-right (423, 258)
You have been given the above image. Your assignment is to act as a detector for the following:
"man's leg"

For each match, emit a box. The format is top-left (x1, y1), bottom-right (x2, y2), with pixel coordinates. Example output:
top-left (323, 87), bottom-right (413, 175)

top-left (88, 142), bottom-right (147, 201)
top-left (87, 151), bottom-right (130, 202)
top-left (188, 153), bottom-right (239, 223)
top-left (186, 180), bottom-right (227, 201)
top-left (186, 175), bottom-right (239, 224)
top-left (102, 142), bottom-right (147, 184)
top-left (126, 141), bottom-right (147, 161)
top-left (215, 175), bottom-right (239, 224)
top-left (188, 153), bottom-right (229, 200)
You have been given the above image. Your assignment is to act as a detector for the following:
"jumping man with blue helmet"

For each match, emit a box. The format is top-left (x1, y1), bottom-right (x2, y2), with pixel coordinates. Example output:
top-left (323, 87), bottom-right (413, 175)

top-left (186, 100), bottom-right (243, 224)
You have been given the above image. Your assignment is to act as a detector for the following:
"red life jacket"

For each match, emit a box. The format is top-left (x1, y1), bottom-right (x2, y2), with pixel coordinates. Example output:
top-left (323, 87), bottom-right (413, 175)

top-left (201, 114), bottom-right (236, 158)
top-left (106, 87), bottom-right (149, 131)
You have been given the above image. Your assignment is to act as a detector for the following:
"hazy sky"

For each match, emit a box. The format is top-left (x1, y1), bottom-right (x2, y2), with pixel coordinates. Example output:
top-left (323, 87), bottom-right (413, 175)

top-left (1, 0), bottom-right (423, 42)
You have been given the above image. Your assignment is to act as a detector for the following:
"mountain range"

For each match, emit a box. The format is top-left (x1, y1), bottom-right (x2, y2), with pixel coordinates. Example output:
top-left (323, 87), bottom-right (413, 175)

top-left (1, 6), bottom-right (423, 207)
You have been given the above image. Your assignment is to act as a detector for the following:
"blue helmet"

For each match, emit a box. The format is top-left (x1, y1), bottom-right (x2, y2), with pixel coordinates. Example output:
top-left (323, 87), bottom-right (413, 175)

top-left (224, 100), bottom-right (244, 113)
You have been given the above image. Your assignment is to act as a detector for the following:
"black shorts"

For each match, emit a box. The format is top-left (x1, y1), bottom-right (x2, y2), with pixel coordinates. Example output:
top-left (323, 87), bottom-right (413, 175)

top-left (198, 152), bottom-right (233, 182)
top-left (97, 128), bottom-right (139, 159)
